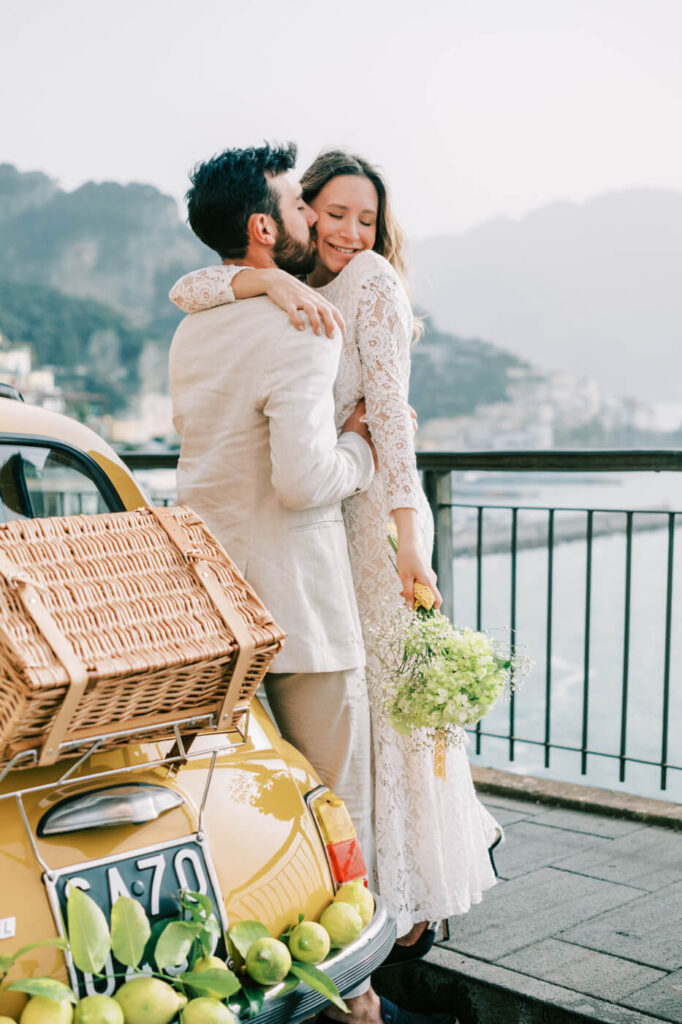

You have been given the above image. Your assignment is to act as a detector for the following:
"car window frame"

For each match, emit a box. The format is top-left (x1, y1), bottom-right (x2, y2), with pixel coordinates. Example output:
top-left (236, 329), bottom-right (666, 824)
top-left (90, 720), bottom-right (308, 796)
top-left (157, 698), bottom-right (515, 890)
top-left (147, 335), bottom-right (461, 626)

top-left (0, 433), bottom-right (127, 518)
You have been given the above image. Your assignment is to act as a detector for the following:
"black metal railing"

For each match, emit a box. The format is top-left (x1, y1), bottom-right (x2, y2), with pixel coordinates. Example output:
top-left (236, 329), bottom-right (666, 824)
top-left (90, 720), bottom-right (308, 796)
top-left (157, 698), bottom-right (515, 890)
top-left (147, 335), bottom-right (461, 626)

top-left (420, 451), bottom-right (682, 796)
top-left (121, 449), bottom-right (682, 796)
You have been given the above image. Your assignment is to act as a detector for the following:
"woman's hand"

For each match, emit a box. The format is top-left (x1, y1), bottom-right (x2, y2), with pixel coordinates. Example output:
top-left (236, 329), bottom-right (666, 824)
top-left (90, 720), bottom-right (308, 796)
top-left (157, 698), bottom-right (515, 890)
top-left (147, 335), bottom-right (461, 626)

top-left (263, 270), bottom-right (345, 338)
top-left (397, 540), bottom-right (442, 611)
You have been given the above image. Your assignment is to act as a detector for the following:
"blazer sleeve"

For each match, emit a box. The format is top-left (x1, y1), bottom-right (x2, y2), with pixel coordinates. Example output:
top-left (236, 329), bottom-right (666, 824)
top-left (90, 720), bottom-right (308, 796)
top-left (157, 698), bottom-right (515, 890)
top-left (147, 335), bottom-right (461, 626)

top-left (263, 324), bottom-right (375, 510)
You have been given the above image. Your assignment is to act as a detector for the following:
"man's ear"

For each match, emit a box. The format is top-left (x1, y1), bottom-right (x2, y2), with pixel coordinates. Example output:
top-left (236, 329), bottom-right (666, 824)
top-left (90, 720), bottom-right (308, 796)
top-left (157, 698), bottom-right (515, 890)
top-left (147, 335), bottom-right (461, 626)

top-left (248, 212), bottom-right (277, 249)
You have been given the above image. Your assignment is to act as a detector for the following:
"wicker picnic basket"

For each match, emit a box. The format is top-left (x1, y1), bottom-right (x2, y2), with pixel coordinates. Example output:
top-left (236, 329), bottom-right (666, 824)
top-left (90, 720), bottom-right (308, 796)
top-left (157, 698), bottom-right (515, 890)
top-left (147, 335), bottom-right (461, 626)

top-left (0, 505), bottom-right (286, 769)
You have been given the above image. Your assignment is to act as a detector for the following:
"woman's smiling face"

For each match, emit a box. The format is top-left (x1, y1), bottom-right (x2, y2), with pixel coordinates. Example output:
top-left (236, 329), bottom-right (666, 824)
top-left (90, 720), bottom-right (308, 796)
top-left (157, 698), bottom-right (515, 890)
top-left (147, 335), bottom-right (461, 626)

top-left (310, 175), bottom-right (378, 279)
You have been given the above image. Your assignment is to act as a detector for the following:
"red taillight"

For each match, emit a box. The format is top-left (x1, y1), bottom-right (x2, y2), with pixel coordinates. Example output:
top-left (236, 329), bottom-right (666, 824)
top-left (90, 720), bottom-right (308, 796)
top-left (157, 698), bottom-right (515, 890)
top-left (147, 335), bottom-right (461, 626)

top-left (308, 788), bottom-right (368, 887)
top-left (326, 837), bottom-right (367, 885)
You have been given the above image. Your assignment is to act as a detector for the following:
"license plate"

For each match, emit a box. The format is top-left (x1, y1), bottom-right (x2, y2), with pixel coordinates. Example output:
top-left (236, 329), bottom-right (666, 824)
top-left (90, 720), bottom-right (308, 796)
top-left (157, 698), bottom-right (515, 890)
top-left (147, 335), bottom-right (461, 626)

top-left (44, 836), bottom-right (227, 999)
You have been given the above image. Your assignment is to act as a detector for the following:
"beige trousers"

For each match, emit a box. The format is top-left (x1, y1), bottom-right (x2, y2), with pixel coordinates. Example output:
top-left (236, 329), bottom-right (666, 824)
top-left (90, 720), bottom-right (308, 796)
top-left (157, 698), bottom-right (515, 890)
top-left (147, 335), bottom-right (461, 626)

top-left (264, 667), bottom-right (374, 877)
top-left (264, 667), bottom-right (374, 1000)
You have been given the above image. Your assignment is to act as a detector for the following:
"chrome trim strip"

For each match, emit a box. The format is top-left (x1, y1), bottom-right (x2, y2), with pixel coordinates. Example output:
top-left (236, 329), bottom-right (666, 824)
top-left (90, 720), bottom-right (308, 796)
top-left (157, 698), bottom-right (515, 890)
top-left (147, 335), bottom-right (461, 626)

top-left (0, 723), bottom-right (249, 804)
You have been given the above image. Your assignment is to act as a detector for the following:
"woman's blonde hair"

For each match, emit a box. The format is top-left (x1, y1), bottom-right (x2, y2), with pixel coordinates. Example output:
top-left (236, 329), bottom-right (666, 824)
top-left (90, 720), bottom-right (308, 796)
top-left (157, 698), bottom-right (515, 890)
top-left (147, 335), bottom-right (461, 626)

top-left (301, 150), bottom-right (409, 284)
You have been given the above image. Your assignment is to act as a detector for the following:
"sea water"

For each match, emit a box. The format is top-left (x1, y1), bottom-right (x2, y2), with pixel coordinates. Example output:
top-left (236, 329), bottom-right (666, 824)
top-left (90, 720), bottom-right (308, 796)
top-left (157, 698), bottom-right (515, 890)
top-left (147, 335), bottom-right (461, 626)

top-left (451, 471), bottom-right (682, 801)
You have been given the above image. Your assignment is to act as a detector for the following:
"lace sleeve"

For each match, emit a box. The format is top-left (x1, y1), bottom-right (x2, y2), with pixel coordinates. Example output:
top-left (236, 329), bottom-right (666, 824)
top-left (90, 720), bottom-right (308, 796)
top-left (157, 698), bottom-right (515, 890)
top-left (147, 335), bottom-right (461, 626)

top-left (169, 265), bottom-right (253, 313)
top-left (354, 259), bottom-right (422, 510)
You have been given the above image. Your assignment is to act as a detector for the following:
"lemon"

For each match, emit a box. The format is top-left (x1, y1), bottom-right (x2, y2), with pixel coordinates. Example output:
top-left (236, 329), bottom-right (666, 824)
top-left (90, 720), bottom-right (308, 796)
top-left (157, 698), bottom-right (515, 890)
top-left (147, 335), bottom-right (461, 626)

top-left (114, 977), bottom-right (186, 1024)
top-left (20, 996), bottom-right (73, 1024)
top-left (244, 937), bottom-right (291, 985)
top-left (319, 901), bottom-right (363, 948)
top-left (288, 921), bottom-right (331, 964)
top-left (181, 998), bottom-right (238, 1023)
top-left (334, 880), bottom-right (375, 928)
top-left (74, 996), bottom-right (124, 1024)
top-left (0, 1016), bottom-right (18, 1023)
top-left (190, 957), bottom-right (231, 1000)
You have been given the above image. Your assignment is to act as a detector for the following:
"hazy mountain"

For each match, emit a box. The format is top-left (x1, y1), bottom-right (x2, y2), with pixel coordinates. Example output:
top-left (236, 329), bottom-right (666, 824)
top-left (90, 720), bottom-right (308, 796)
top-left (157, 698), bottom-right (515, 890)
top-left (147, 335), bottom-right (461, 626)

top-left (410, 189), bottom-right (682, 403)
top-left (0, 164), bottom-right (212, 332)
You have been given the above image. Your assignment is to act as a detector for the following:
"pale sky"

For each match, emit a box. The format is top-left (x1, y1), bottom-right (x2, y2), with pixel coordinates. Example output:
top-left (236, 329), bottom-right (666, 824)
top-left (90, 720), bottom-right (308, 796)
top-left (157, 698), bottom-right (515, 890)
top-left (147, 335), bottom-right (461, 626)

top-left (2, 0), bottom-right (681, 238)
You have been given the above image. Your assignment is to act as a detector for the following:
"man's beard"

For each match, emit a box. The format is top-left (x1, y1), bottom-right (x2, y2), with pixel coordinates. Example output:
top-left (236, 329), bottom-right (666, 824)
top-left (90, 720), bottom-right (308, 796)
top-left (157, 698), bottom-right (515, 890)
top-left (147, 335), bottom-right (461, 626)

top-left (272, 217), bottom-right (317, 276)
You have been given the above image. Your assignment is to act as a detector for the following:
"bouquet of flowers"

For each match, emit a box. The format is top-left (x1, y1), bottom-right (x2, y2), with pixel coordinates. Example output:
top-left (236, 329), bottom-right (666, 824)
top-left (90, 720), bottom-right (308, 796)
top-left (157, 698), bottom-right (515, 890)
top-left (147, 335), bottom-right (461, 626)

top-left (370, 532), bottom-right (529, 771)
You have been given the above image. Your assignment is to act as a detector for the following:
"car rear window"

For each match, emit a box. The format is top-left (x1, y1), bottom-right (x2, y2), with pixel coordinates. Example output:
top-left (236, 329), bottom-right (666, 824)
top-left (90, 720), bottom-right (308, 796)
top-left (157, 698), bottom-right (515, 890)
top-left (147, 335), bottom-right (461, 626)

top-left (0, 443), bottom-right (115, 521)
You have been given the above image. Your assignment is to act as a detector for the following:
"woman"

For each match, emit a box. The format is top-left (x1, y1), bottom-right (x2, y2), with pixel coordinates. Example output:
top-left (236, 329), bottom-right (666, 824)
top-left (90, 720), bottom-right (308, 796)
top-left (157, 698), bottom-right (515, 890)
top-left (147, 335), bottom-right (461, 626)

top-left (170, 150), bottom-right (499, 948)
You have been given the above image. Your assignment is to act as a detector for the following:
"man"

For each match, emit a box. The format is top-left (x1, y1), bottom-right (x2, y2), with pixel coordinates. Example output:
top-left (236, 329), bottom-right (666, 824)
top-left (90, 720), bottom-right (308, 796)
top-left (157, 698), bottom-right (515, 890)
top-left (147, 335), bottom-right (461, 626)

top-left (170, 143), bottom-right (453, 1024)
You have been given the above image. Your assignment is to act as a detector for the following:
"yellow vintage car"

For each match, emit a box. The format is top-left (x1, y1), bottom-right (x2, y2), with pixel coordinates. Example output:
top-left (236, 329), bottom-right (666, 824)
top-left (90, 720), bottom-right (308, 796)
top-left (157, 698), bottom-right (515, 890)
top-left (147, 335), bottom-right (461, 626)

top-left (0, 395), bottom-right (394, 1021)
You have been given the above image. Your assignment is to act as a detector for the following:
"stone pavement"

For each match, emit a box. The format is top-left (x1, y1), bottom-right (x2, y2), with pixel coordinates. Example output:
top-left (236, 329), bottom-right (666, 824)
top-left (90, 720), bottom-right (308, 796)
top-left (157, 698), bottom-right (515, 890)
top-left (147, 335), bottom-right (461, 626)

top-left (434, 792), bottom-right (682, 1022)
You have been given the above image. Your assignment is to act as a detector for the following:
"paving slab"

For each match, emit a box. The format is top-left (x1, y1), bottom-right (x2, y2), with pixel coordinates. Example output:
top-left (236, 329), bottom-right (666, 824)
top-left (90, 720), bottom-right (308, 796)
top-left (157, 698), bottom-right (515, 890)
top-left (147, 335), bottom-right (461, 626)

top-left (530, 806), bottom-right (649, 838)
top-left (478, 792), bottom-right (546, 816)
top-left (482, 804), bottom-right (533, 828)
top-left (559, 881), bottom-right (682, 972)
top-left (442, 866), bottom-right (642, 961)
top-left (497, 937), bottom-right (666, 1002)
top-left (623, 969), bottom-right (682, 1023)
top-left (557, 826), bottom-right (682, 891)
top-left (492, 819), bottom-right (610, 879)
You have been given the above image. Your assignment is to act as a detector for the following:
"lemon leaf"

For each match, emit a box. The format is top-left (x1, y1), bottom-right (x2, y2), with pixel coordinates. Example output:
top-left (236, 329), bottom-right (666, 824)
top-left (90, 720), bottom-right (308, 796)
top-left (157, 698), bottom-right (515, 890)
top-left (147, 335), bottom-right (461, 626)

top-left (111, 895), bottom-right (151, 968)
top-left (154, 920), bottom-right (203, 971)
top-left (228, 920), bottom-right (270, 959)
top-left (67, 885), bottom-right (110, 974)
top-left (6, 977), bottom-right (77, 1003)
top-left (178, 967), bottom-right (241, 998)
top-left (290, 960), bottom-right (349, 1012)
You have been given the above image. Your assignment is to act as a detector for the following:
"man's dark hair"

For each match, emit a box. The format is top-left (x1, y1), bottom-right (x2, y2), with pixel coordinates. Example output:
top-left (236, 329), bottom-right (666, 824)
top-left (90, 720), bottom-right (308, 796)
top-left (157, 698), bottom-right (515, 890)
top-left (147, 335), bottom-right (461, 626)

top-left (186, 142), bottom-right (297, 259)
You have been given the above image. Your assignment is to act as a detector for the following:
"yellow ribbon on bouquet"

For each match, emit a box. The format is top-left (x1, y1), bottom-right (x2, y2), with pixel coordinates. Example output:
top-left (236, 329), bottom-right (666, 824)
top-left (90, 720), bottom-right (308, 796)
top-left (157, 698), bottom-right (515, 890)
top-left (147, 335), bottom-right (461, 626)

top-left (434, 728), bottom-right (447, 780)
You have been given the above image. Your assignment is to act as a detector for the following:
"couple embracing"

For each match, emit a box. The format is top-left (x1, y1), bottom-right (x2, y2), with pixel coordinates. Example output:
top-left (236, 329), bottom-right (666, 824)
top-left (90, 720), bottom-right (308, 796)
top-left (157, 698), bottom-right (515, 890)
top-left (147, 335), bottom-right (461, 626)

top-left (169, 143), bottom-right (498, 1024)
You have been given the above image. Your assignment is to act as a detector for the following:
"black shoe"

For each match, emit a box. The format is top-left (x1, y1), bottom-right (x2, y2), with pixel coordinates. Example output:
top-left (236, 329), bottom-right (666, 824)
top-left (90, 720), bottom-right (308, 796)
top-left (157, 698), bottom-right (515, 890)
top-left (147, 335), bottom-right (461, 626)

top-left (379, 996), bottom-right (458, 1024)
top-left (488, 829), bottom-right (503, 878)
top-left (381, 925), bottom-right (437, 967)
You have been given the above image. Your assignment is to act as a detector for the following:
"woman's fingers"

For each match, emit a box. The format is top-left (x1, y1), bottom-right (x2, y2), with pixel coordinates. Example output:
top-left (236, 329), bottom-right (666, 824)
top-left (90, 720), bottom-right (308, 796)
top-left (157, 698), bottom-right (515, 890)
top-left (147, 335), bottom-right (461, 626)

top-left (400, 574), bottom-right (415, 608)
top-left (301, 300), bottom-right (322, 335)
top-left (287, 304), bottom-right (307, 331)
top-left (319, 303), bottom-right (338, 338)
top-left (425, 569), bottom-right (443, 609)
top-left (286, 293), bottom-right (342, 338)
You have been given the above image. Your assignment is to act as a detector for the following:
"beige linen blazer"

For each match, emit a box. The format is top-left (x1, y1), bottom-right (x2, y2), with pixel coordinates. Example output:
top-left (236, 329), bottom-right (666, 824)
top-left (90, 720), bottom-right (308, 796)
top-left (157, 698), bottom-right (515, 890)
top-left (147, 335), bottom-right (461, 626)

top-left (169, 296), bottom-right (374, 673)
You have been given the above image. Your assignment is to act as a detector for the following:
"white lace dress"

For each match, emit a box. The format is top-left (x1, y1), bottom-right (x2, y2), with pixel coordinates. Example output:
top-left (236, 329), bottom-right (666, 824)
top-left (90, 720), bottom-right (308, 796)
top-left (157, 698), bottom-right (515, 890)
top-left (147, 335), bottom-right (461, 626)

top-left (171, 252), bottom-right (497, 934)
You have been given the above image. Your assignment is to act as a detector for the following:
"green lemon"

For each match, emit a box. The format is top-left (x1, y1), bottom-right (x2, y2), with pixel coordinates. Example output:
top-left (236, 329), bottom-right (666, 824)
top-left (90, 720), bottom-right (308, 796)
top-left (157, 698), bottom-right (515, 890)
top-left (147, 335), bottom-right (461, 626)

top-left (288, 921), bottom-right (331, 964)
top-left (114, 977), bottom-right (186, 1024)
top-left (20, 996), bottom-right (73, 1024)
top-left (74, 996), bottom-right (124, 1024)
top-left (19, 996), bottom-right (73, 1024)
top-left (334, 880), bottom-right (375, 928)
top-left (181, 998), bottom-right (238, 1024)
top-left (190, 957), bottom-right (231, 1000)
top-left (319, 901), bottom-right (363, 948)
top-left (244, 937), bottom-right (291, 985)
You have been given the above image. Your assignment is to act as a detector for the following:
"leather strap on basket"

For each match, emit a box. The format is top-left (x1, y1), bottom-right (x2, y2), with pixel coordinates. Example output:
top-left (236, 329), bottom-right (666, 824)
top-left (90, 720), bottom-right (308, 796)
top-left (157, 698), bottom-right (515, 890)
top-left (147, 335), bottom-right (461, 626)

top-left (0, 553), bottom-right (89, 767)
top-left (149, 507), bottom-right (256, 730)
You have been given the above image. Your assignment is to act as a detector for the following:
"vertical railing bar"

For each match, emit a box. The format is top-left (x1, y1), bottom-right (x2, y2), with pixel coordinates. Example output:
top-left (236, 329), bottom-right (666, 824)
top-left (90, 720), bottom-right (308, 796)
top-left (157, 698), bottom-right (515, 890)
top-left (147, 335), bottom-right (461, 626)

top-left (424, 469), bottom-right (454, 620)
top-left (475, 506), bottom-right (484, 754)
top-left (544, 509), bottom-right (554, 768)
top-left (619, 511), bottom-right (634, 783)
top-left (660, 512), bottom-right (675, 790)
top-left (476, 506), bottom-right (483, 631)
top-left (509, 507), bottom-right (518, 762)
top-left (581, 511), bottom-right (593, 775)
